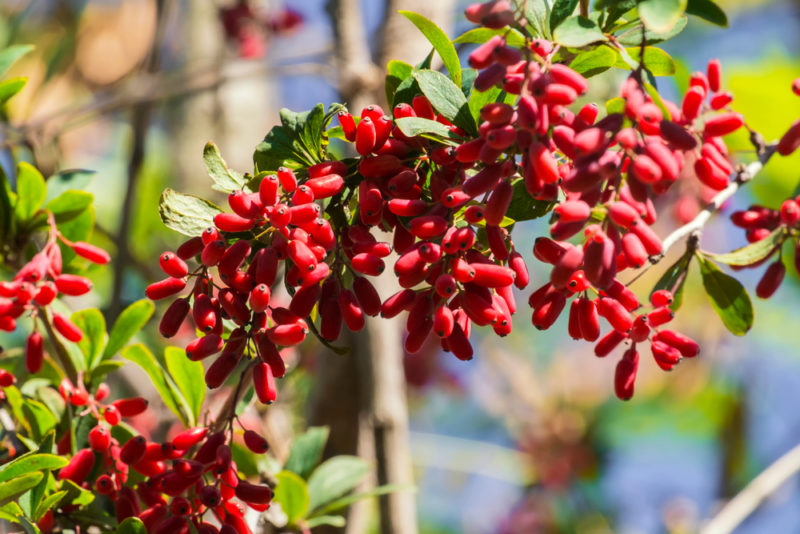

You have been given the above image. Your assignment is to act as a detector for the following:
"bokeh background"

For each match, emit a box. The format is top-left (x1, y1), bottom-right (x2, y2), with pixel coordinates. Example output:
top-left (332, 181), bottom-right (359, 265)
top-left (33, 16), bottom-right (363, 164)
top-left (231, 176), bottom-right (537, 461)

top-left (2, 0), bottom-right (800, 533)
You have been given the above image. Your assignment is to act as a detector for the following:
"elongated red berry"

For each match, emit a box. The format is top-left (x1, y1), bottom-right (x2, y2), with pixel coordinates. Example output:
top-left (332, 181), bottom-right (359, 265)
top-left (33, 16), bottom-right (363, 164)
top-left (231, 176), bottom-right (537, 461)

top-left (59, 448), bottom-right (95, 483)
top-left (53, 312), bottom-right (83, 342)
top-left (614, 348), bottom-right (638, 400)
top-left (25, 331), bottom-right (44, 373)
top-left (244, 430), bottom-right (270, 453)
top-left (73, 241), bottom-right (110, 264)
top-left (756, 260), bottom-right (786, 299)
top-left (254, 362), bottom-right (277, 404)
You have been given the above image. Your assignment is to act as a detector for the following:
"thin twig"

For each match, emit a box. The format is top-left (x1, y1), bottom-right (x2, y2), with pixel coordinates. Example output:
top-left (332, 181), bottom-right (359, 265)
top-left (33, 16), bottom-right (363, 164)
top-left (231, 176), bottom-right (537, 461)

top-left (210, 362), bottom-right (255, 434)
top-left (701, 441), bottom-right (800, 534)
top-left (649, 143), bottom-right (777, 265)
top-left (37, 306), bottom-right (78, 383)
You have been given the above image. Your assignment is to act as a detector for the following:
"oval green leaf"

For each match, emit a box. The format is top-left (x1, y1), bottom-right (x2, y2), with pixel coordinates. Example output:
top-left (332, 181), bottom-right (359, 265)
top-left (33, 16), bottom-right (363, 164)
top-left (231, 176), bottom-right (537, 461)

top-left (697, 254), bottom-right (753, 336)
top-left (399, 11), bottom-right (461, 86)
top-left (704, 228), bottom-right (785, 266)
top-left (274, 470), bottom-right (310, 524)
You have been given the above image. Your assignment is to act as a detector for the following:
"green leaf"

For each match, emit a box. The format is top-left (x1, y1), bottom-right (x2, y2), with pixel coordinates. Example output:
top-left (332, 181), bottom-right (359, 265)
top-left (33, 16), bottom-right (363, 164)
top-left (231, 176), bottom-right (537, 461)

top-left (274, 470), bottom-right (310, 524)
top-left (615, 47), bottom-right (676, 76)
top-left (638, 0), bottom-right (688, 34)
top-left (615, 15), bottom-right (687, 45)
top-left (116, 517), bottom-right (147, 534)
top-left (399, 11), bottom-right (461, 87)
top-left (18, 516), bottom-right (41, 534)
top-left (0, 166), bottom-right (12, 246)
top-left (15, 162), bottom-right (47, 222)
top-left (606, 97), bottom-right (626, 114)
top-left (505, 179), bottom-right (555, 222)
top-left (0, 472), bottom-right (44, 507)
top-left (0, 454), bottom-right (67, 484)
top-left (253, 104), bottom-right (326, 172)
top-left (0, 77), bottom-right (27, 103)
top-left (101, 299), bottom-right (154, 362)
top-left (45, 169), bottom-right (95, 202)
top-left (312, 483), bottom-right (414, 516)
top-left (285, 426), bottom-right (330, 479)
top-left (461, 68), bottom-right (477, 99)
top-left (553, 16), bottom-right (607, 47)
top-left (32, 491), bottom-right (66, 522)
top-left (651, 249), bottom-right (693, 311)
top-left (204, 142), bottom-right (245, 193)
top-left (514, 0), bottom-right (551, 39)
top-left (158, 188), bottom-right (222, 237)
top-left (87, 360), bottom-right (125, 384)
top-left (59, 479), bottom-right (94, 507)
top-left (307, 456), bottom-right (370, 512)
top-left (45, 190), bottom-right (93, 223)
top-left (697, 254), bottom-right (753, 336)
top-left (121, 344), bottom-right (188, 425)
top-left (550, 0), bottom-right (579, 32)
top-left (22, 400), bottom-right (57, 442)
top-left (569, 46), bottom-right (618, 76)
top-left (0, 44), bottom-right (34, 78)
top-left (394, 117), bottom-right (463, 145)
top-left (686, 0), bottom-right (727, 26)
top-left (453, 27), bottom-right (526, 48)
top-left (164, 346), bottom-right (205, 426)
top-left (71, 309), bottom-right (106, 370)
top-left (306, 515), bottom-right (346, 528)
top-left (385, 60), bottom-right (414, 106)
top-left (413, 70), bottom-right (477, 136)
top-left (704, 228), bottom-right (785, 266)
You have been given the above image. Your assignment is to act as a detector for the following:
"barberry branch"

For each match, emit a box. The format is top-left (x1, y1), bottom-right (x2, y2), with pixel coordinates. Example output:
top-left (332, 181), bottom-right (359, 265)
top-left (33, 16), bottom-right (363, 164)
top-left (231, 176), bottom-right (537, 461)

top-left (701, 441), bottom-right (800, 534)
top-left (649, 141), bottom-right (777, 265)
top-left (37, 307), bottom-right (79, 383)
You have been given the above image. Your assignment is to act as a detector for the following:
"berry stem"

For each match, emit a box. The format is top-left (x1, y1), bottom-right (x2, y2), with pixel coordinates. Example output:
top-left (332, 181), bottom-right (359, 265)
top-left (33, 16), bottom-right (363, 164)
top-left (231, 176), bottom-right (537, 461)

top-left (650, 141), bottom-right (777, 265)
top-left (37, 306), bottom-right (79, 383)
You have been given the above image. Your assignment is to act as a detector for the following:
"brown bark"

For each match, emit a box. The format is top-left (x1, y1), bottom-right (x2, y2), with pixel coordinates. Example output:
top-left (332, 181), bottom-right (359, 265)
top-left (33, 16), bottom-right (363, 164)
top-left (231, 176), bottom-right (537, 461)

top-left (309, 1), bottom-right (455, 533)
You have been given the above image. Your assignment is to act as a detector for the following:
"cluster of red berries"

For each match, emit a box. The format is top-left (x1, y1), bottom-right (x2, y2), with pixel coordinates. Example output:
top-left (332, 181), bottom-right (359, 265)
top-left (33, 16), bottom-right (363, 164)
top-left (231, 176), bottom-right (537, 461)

top-left (51, 375), bottom-right (272, 534)
top-left (0, 215), bottom-right (109, 380)
top-left (219, 1), bottom-right (304, 59)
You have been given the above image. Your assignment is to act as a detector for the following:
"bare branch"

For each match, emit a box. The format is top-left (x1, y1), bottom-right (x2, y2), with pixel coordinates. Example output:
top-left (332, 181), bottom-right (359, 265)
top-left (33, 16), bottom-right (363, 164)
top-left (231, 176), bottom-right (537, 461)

top-left (701, 441), bottom-right (800, 534)
top-left (649, 143), bottom-right (777, 265)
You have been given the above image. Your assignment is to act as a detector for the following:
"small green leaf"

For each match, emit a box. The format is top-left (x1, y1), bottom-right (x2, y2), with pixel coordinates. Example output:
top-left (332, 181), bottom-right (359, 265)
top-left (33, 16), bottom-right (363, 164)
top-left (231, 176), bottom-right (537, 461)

top-left (550, 0), bottom-right (579, 32)
top-left (413, 70), bottom-right (477, 135)
top-left (307, 456), bottom-right (370, 512)
top-left (274, 470), bottom-right (310, 524)
top-left (704, 228), bottom-right (785, 266)
top-left (638, 0), bottom-right (688, 34)
top-left (204, 142), bottom-right (245, 193)
top-left (116, 517), bottom-right (147, 534)
top-left (71, 309), bottom-right (107, 370)
top-left (285, 426), bottom-right (330, 479)
top-left (45, 169), bottom-right (95, 202)
top-left (399, 11), bottom-right (461, 87)
top-left (21, 401), bottom-right (57, 442)
top-left (306, 515), bottom-right (346, 528)
top-left (0, 44), bottom-right (34, 77)
top-left (0, 472), bottom-right (44, 507)
top-left (121, 344), bottom-right (188, 425)
top-left (101, 299), bottom-right (154, 362)
top-left (514, 0), bottom-right (551, 39)
top-left (553, 16), bottom-right (607, 47)
top-left (253, 105), bottom-right (327, 172)
top-left (651, 249), bottom-right (693, 310)
top-left (59, 479), bottom-right (94, 507)
top-left (164, 346), bottom-right (205, 426)
top-left (453, 27), bottom-right (526, 48)
top-left (15, 162), bottom-right (47, 222)
top-left (569, 46), bottom-right (618, 77)
top-left (87, 360), bottom-right (124, 384)
top-left (385, 60), bottom-right (414, 106)
top-left (0, 77), bottom-right (27, 103)
top-left (697, 254), bottom-right (753, 336)
top-left (45, 190), bottom-right (93, 223)
top-left (395, 117), bottom-right (463, 144)
top-left (0, 454), bottom-right (67, 484)
top-left (606, 97), bottom-right (626, 114)
top-left (505, 179), bottom-right (555, 222)
top-left (686, 0), bottom-right (727, 26)
top-left (615, 15), bottom-right (687, 45)
top-left (32, 491), bottom-right (66, 522)
top-left (158, 188), bottom-right (222, 237)
top-left (615, 47), bottom-right (676, 76)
